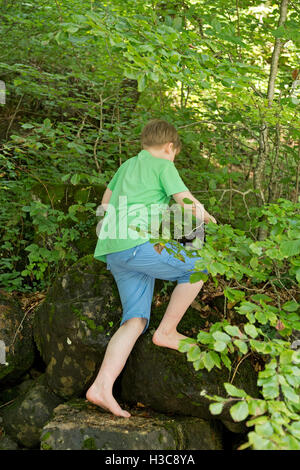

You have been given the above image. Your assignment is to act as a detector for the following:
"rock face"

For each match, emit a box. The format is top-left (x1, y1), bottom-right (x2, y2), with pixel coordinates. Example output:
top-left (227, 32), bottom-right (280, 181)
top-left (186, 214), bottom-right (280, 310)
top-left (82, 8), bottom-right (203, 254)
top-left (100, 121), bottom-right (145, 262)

top-left (0, 434), bottom-right (19, 450)
top-left (33, 254), bottom-right (258, 433)
top-left (0, 374), bottom-right (63, 449)
top-left (40, 399), bottom-right (224, 450)
top-left (33, 255), bottom-right (123, 399)
top-left (0, 289), bottom-right (35, 385)
top-left (120, 333), bottom-right (258, 432)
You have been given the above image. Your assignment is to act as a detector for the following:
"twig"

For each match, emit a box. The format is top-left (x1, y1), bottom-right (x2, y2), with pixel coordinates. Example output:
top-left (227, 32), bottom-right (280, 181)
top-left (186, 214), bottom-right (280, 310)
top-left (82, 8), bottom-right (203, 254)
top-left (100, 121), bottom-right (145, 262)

top-left (6, 95), bottom-right (23, 139)
top-left (230, 352), bottom-right (252, 384)
top-left (0, 399), bottom-right (15, 409)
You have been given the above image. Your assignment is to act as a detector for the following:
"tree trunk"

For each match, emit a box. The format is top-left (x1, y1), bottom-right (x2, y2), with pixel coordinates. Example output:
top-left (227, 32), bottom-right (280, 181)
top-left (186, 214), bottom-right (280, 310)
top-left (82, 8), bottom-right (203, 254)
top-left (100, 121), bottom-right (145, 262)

top-left (254, 0), bottom-right (289, 239)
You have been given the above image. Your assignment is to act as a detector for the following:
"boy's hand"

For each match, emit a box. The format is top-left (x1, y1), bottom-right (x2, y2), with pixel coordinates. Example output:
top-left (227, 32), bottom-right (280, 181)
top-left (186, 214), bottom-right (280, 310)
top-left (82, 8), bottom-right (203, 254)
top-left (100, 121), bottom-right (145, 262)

top-left (204, 212), bottom-right (217, 224)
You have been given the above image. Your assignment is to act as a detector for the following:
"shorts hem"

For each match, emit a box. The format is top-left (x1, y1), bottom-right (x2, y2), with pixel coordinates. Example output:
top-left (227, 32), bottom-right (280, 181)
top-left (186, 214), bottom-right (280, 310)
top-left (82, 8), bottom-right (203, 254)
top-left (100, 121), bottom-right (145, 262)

top-left (120, 314), bottom-right (150, 334)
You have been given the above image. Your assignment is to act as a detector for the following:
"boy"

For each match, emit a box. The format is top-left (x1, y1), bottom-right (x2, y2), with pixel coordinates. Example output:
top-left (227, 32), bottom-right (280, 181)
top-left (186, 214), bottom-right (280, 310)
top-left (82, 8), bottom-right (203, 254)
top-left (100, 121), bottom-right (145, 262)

top-left (86, 119), bottom-right (216, 418)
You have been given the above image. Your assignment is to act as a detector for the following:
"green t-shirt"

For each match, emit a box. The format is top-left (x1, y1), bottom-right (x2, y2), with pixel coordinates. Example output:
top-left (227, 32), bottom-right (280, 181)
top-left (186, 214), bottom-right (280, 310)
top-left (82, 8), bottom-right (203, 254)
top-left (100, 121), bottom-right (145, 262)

top-left (94, 149), bottom-right (189, 263)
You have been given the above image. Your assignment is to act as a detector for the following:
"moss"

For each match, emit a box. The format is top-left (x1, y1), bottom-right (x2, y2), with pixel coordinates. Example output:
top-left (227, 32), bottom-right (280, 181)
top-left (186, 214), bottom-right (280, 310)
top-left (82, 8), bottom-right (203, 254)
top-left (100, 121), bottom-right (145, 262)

top-left (41, 442), bottom-right (53, 450)
top-left (40, 431), bottom-right (53, 450)
top-left (161, 421), bottom-right (185, 450)
top-left (41, 431), bottom-right (51, 442)
top-left (0, 363), bottom-right (15, 381)
top-left (49, 304), bottom-right (55, 326)
top-left (67, 398), bottom-right (89, 410)
top-left (82, 437), bottom-right (97, 450)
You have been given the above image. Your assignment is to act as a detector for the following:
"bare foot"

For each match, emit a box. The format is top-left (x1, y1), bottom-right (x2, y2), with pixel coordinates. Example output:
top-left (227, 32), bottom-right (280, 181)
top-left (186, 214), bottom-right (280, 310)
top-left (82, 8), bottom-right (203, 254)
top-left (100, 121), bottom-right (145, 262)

top-left (86, 384), bottom-right (131, 418)
top-left (152, 329), bottom-right (197, 351)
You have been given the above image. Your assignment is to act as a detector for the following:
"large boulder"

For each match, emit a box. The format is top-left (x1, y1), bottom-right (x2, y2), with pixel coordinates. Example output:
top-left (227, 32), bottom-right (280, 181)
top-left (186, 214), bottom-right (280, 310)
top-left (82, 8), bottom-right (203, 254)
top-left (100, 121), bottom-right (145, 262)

top-left (33, 254), bottom-right (259, 431)
top-left (40, 399), bottom-right (224, 450)
top-left (33, 255), bottom-right (123, 399)
top-left (0, 374), bottom-right (63, 449)
top-left (0, 289), bottom-right (35, 386)
top-left (120, 332), bottom-right (259, 433)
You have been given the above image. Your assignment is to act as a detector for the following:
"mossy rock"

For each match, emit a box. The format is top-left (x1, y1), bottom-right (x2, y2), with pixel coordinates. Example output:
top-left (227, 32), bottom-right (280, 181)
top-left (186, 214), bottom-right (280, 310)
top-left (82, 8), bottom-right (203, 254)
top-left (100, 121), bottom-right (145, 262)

top-left (0, 378), bottom-right (34, 406)
top-left (0, 374), bottom-right (63, 449)
top-left (120, 333), bottom-right (259, 433)
top-left (40, 399), bottom-right (224, 450)
top-left (33, 255), bottom-right (124, 399)
top-left (0, 434), bottom-right (19, 450)
top-left (0, 289), bottom-right (35, 386)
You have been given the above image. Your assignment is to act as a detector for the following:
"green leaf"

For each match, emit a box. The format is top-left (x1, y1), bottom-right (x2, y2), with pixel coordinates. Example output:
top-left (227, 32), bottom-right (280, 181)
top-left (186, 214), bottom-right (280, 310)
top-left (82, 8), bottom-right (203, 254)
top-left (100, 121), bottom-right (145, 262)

top-left (214, 340), bottom-right (227, 352)
top-left (208, 351), bottom-right (221, 369)
top-left (220, 353), bottom-right (232, 370)
top-left (190, 272), bottom-right (208, 283)
top-left (197, 331), bottom-right (213, 344)
top-left (262, 384), bottom-right (279, 399)
top-left (137, 74), bottom-right (147, 92)
top-left (248, 399), bottom-right (267, 416)
top-left (281, 384), bottom-right (299, 403)
top-left (182, 197), bottom-right (193, 204)
top-left (234, 339), bottom-right (248, 354)
top-left (280, 350), bottom-right (294, 365)
top-left (212, 331), bottom-right (231, 343)
top-left (224, 325), bottom-right (241, 337)
top-left (237, 302), bottom-right (257, 315)
top-left (251, 294), bottom-right (272, 303)
top-left (70, 173), bottom-right (81, 185)
top-left (224, 287), bottom-right (245, 302)
top-left (186, 345), bottom-right (201, 362)
top-left (209, 402), bottom-right (224, 415)
top-left (203, 351), bottom-right (215, 371)
top-left (244, 323), bottom-right (259, 338)
top-left (282, 301), bottom-right (299, 312)
top-left (21, 123), bottom-right (34, 129)
top-left (224, 383), bottom-right (247, 398)
top-left (178, 337), bottom-right (197, 352)
top-left (280, 239), bottom-right (300, 257)
top-left (255, 422), bottom-right (274, 438)
top-left (230, 401), bottom-right (249, 422)
top-left (249, 243), bottom-right (262, 255)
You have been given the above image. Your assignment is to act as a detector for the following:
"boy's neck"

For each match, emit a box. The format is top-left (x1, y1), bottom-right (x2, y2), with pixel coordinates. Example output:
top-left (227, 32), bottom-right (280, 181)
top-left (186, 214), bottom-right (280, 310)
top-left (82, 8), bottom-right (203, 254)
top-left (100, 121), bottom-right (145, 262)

top-left (143, 147), bottom-right (175, 162)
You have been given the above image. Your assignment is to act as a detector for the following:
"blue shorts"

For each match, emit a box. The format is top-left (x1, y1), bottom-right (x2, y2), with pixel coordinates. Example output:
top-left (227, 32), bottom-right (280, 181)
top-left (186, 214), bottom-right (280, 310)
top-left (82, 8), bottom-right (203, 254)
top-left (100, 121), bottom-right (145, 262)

top-left (106, 240), bottom-right (208, 334)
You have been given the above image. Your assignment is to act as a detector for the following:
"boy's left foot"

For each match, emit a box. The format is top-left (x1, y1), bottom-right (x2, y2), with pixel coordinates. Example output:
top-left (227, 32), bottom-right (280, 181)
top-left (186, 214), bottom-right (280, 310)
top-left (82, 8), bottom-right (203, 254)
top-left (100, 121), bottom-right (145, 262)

top-left (152, 329), bottom-right (197, 351)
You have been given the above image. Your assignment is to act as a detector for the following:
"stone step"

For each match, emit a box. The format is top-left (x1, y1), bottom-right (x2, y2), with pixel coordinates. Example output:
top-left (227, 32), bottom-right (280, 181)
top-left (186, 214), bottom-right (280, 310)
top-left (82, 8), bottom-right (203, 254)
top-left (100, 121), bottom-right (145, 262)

top-left (40, 399), bottom-right (224, 450)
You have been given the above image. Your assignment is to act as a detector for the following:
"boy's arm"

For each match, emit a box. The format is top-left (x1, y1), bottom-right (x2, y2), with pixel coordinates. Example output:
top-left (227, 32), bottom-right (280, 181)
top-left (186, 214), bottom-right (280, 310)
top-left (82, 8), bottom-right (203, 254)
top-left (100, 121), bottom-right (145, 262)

top-left (172, 190), bottom-right (217, 224)
top-left (101, 187), bottom-right (112, 212)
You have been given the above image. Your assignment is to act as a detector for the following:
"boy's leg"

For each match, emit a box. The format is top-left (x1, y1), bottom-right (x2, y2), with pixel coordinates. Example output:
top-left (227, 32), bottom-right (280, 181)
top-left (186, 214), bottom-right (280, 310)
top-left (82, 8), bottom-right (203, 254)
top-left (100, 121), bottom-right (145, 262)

top-left (86, 316), bottom-right (147, 418)
top-left (152, 279), bottom-right (204, 350)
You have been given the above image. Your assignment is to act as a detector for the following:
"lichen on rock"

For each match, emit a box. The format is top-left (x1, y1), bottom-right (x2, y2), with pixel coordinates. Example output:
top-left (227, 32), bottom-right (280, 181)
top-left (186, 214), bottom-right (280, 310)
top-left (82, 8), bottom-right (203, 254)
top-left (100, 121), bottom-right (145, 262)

top-left (40, 399), bottom-right (224, 450)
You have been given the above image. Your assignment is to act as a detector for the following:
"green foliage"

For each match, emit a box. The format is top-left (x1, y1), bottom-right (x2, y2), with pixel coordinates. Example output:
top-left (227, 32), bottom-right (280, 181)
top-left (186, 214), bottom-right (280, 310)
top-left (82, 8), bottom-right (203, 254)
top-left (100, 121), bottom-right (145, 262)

top-left (177, 200), bottom-right (300, 450)
top-left (0, 197), bottom-right (96, 291)
top-left (0, 0), bottom-right (299, 449)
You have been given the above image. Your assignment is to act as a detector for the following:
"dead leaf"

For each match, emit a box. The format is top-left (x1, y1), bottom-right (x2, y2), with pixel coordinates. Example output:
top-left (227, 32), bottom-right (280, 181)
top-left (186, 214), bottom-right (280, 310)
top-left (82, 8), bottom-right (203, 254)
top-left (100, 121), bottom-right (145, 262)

top-left (275, 320), bottom-right (285, 331)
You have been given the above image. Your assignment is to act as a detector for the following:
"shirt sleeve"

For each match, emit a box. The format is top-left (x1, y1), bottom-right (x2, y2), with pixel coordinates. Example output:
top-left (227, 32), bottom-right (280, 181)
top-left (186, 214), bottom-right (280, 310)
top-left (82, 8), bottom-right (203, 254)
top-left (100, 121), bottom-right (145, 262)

top-left (160, 164), bottom-right (189, 197)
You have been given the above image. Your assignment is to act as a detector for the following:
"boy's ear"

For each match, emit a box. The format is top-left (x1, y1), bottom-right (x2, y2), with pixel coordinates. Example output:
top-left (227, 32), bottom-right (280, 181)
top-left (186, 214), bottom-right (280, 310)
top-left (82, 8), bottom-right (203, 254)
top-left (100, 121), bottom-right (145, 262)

top-left (165, 142), bottom-right (174, 153)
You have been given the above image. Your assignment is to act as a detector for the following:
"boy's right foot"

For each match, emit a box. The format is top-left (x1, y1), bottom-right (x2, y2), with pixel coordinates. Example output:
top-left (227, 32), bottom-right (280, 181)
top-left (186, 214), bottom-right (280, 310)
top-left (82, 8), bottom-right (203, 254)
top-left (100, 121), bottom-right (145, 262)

top-left (86, 384), bottom-right (131, 418)
top-left (152, 329), bottom-right (197, 351)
